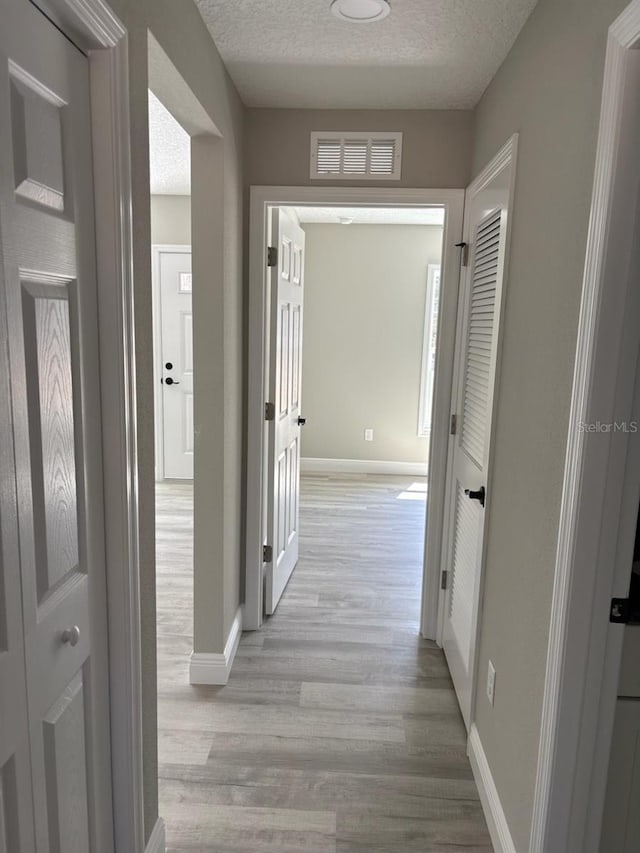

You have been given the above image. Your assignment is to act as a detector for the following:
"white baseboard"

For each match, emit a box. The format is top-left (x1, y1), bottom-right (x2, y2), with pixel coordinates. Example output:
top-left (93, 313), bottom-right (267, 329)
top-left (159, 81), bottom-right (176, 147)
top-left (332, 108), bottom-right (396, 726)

top-left (145, 818), bottom-right (166, 853)
top-left (301, 457), bottom-right (428, 477)
top-left (468, 724), bottom-right (516, 853)
top-left (189, 607), bottom-right (242, 685)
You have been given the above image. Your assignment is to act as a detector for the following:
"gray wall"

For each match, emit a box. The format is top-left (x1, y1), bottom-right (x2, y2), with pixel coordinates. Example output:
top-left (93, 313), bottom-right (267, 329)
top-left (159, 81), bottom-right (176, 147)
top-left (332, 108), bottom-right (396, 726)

top-left (98, 0), bottom-right (244, 842)
top-left (93, 0), bottom-right (631, 846)
top-left (470, 0), bottom-right (629, 848)
top-left (245, 108), bottom-right (474, 189)
top-left (150, 194), bottom-right (191, 245)
top-left (301, 223), bottom-right (443, 464)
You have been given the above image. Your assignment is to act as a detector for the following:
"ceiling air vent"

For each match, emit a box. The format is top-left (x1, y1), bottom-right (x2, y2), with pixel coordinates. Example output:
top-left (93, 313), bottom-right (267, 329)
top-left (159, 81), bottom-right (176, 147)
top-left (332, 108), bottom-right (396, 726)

top-left (310, 131), bottom-right (402, 180)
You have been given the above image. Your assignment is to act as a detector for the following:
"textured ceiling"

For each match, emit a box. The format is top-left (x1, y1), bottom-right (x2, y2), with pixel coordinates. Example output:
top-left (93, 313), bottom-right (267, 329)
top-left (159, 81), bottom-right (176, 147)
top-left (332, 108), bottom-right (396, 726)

top-left (148, 91), bottom-right (191, 195)
top-left (194, 0), bottom-right (538, 109)
top-left (294, 206), bottom-right (445, 225)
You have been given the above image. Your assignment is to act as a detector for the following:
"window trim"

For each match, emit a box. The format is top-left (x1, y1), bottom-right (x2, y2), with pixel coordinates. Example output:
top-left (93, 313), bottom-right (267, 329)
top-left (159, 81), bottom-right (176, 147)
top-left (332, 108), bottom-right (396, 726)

top-left (418, 263), bottom-right (441, 438)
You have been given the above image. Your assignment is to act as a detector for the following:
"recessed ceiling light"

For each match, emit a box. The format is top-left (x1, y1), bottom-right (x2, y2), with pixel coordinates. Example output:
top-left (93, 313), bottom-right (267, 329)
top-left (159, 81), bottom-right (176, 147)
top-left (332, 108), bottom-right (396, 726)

top-left (330, 0), bottom-right (391, 24)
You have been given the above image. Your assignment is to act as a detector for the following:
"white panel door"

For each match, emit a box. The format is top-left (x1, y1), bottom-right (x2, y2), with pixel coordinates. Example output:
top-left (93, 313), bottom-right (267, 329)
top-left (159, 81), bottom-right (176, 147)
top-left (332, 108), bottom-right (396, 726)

top-left (158, 248), bottom-right (193, 479)
top-left (442, 182), bottom-right (510, 728)
top-left (0, 231), bottom-right (35, 853)
top-left (265, 209), bottom-right (305, 614)
top-left (0, 2), bottom-right (113, 851)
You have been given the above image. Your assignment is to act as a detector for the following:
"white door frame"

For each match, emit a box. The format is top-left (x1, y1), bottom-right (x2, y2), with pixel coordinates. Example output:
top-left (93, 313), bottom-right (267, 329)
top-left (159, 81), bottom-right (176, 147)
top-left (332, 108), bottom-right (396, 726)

top-left (246, 186), bottom-right (464, 632)
top-left (32, 1), bottom-right (146, 850)
top-left (530, 3), bottom-right (640, 850)
top-left (152, 243), bottom-right (192, 482)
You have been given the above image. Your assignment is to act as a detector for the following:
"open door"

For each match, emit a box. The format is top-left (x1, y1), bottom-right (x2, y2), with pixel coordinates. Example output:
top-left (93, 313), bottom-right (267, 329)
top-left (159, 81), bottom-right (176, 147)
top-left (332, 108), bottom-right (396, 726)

top-left (264, 208), bottom-right (306, 615)
top-left (441, 140), bottom-right (517, 728)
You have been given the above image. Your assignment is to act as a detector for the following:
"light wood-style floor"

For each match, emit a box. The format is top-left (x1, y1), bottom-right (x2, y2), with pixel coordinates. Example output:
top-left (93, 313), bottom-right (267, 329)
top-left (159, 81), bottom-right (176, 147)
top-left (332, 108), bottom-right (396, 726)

top-left (156, 475), bottom-right (491, 852)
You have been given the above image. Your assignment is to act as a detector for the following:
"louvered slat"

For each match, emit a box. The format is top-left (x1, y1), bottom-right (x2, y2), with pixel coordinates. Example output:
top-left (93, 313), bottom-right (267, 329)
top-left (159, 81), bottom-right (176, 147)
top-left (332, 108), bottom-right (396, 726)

top-left (370, 139), bottom-right (396, 174)
top-left (460, 208), bottom-right (502, 466)
top-left (315, 139), bottom-right (342, 175)
top-left (449, 483), bottom-right (478, 660)
top-left (342, 139), bottom-right (368, 175)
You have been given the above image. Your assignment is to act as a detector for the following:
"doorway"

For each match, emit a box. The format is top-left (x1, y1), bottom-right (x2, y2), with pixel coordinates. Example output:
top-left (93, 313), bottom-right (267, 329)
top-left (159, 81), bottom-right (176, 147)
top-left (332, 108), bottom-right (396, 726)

top-left (246, 189), bottom-right (464, 640)
top-left (265, 206), bottom-right (444, 633)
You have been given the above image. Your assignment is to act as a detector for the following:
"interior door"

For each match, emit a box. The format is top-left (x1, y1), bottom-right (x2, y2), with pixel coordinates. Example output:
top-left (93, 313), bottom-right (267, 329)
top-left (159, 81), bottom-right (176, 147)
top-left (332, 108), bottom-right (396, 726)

top-left (158, 247), bottom-right (193, 479)
top-left (265, 208), bottom-right (305, 614)
top-left (442, 165), bottom-right (512, 728)
top-left (0, 244), bottom-right (35, 852)
top-left (0, 1), bottom-right (113, 850)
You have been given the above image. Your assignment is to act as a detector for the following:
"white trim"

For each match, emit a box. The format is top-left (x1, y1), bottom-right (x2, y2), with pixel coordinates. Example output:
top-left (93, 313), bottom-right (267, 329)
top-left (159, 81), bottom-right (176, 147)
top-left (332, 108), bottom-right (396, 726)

top-left (40, 1), bottom-right (144, 850)
top-left (189, 607), bottom-right (242, 685)
top-left (530, 4), bottom-right (640, 851)
top-left (468, 725), bottom-right (517, 853)
top-left (417, 263), bottom-right (441, 438)
top-left (246, 186), bottom-right (464, 635)
top-left (144, 818), bottom-right (166, 853)
top-left (301, 457), bottom-right (428, 477)
top-left (89, 31), bottom-right (145, 853)
top-left (151, 244), bottom-right (192, 482)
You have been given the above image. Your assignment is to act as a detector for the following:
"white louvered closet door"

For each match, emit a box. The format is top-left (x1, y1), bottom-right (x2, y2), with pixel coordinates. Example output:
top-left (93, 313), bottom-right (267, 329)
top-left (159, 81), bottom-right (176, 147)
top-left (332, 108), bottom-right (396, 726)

top-left (442, 201), bottom-right (508, 729)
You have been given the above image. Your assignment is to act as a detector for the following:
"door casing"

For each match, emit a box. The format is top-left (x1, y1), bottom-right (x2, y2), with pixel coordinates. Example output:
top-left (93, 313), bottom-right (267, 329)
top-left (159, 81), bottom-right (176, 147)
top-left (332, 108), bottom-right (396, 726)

top-left (245, 187), bottom-right (464, 634)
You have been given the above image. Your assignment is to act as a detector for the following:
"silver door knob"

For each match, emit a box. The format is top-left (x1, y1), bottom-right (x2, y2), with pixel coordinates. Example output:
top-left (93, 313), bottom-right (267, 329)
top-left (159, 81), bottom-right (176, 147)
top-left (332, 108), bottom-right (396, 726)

top-left (61, 626), bottom-right (81, 646)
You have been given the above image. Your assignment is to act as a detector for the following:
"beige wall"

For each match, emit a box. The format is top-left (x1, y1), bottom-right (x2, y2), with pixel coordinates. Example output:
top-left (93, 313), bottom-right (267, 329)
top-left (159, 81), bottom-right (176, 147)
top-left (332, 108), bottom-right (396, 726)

top-left (245, 109), bottom-right (474, 189)
top-left (301, 223), bottom-right (443, 464)
top-left (99, 0), bottom-right (244, 841)
top-left (150, 194), bottom-right (191, 245)
top-left (469, 0), bottom-right (629, 848)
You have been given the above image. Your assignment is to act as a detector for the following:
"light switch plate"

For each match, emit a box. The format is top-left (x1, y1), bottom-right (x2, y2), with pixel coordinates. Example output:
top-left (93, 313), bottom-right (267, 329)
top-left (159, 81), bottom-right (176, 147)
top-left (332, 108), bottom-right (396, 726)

top-left (364, 428), bottom-right (374, 441)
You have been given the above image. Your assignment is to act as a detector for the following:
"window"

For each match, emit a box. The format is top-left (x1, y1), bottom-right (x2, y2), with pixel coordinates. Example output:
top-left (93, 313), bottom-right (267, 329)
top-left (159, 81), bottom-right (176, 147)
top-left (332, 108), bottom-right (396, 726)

top-left (418, 264), bottom-right (441, 437)
top-left (310, 131), bottom-right (403, 180)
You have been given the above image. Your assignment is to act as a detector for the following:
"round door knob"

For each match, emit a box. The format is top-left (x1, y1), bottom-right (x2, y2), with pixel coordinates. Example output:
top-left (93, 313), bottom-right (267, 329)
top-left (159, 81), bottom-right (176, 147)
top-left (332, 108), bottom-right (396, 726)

top-left (297, 417), bottom-right (307, 426)
top-left (164, 377), bottom-right (180, 386)
top-left (61, 626), bottom-right (81, 647)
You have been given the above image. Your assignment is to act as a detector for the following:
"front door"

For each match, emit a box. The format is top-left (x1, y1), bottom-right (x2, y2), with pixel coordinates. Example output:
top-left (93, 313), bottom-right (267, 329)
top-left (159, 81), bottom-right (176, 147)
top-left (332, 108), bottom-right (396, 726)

top-left (442, 146), bottom-right (515, 728)
top-left (0, 1), bottom-right (113, 849)
top-left (157, 247), bottom-right (193, 479)
top-left (265, 209), bottom-right (306, 614)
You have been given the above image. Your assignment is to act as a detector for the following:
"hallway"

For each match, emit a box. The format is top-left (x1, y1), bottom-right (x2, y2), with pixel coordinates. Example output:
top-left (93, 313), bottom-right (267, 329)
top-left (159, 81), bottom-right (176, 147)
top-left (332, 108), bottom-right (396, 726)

top-left (156, 475), bottom-right (491, 852)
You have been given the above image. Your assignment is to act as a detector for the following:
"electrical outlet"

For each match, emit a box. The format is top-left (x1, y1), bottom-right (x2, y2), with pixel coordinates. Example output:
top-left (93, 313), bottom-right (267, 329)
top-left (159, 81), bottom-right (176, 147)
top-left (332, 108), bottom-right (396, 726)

top-left (487, 660), bottom-right (496, 706)
top-left (364, 428), bottom-right (374, 442)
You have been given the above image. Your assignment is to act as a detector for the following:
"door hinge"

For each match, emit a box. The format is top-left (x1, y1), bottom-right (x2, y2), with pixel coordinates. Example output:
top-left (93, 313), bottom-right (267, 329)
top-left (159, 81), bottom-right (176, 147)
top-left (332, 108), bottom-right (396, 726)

top-left (263, 544), bottom-right (273, 563)
top-left (267, 246), bottom-right (278, 267)
top-left (610, 598), bottom-right (630, 624)
top-left (450, 413), bottom-right (458, 435)
top-left (455, 241), bottom-right (469, 266)
top-left (441, 570), bottom-right (449, 591)
top-left (265, 401), bottom-right (275, 421)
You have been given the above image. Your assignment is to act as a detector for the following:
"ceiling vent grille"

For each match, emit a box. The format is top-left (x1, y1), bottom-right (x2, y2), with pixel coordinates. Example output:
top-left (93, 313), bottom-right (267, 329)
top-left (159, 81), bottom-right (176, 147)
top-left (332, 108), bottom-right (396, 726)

top-left (310, 131), bottom-right (402, 180)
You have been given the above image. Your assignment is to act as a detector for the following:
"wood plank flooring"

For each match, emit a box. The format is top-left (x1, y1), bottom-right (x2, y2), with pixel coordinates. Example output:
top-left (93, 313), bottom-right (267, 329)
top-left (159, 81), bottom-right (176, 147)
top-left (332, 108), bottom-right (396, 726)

top-left (156, 475), bottom-right (491, 852)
